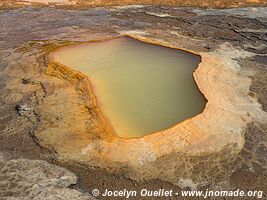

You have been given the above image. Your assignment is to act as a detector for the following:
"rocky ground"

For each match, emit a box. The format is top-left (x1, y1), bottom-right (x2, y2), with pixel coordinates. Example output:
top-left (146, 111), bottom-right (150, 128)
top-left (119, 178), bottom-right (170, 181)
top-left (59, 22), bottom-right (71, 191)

top-left (0, 4), bottom-right (266, 200)
top-left (0, 0), bottom-right (267, 9)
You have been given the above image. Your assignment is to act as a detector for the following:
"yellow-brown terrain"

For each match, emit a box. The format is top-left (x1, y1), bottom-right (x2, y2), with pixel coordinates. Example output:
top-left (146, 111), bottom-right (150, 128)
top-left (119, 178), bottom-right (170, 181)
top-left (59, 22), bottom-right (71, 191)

top-left (0, 2), bottom-right (266, 200)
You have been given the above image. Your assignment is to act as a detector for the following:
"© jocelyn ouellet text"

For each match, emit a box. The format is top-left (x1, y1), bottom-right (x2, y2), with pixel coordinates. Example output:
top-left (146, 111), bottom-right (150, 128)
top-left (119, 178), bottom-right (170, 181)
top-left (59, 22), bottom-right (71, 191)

top-left (91, 188), bottom-right (263, 199)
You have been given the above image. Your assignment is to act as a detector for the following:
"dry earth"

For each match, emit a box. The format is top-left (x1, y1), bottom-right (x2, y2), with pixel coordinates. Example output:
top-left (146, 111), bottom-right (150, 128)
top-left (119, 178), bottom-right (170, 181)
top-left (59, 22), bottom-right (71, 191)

top-left (1, 0), bottom-right (267, 9)
top-left (0, 4), bottom-right (266, 200)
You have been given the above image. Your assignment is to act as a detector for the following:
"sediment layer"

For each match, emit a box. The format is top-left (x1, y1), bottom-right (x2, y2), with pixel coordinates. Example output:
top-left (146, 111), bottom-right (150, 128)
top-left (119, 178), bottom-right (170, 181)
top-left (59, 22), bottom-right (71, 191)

top-left (42, 35), bottom-right (266, 184)
top-left (0, 5), bottom-right (266, 197)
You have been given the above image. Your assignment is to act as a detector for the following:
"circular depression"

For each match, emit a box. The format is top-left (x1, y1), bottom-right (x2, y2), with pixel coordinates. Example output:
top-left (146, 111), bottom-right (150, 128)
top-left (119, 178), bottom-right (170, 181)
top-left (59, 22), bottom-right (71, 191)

top-left (51, 37), bottom-right (206, 138)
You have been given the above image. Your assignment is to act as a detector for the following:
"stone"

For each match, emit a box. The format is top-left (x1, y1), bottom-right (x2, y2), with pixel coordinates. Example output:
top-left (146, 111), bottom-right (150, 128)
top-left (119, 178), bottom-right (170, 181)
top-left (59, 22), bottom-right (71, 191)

top-left (0, 157), bottom-right (95, 200)
top-left (15, 104), bottom-right (32, 116)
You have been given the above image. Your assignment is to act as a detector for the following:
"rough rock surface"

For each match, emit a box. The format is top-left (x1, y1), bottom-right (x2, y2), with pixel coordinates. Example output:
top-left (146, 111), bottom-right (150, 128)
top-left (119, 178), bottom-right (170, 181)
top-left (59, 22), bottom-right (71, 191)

top-left (0, 153), bottom-right (95, 199)
top-left (0, 4), bottom-right (266, 200)
top-left (1, 0), bottom-right (267, 9)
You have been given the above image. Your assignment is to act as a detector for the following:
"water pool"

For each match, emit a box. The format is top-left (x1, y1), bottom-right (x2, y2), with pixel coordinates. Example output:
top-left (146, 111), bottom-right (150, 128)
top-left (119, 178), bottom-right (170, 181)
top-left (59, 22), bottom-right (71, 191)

top-left (52, 37), bottom-right (206, 138)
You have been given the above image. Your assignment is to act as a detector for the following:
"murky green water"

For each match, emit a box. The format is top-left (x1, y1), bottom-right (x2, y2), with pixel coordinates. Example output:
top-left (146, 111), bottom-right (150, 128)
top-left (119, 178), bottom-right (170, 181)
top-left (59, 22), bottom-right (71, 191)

top-left (52, 37), bottom-right (206, 138)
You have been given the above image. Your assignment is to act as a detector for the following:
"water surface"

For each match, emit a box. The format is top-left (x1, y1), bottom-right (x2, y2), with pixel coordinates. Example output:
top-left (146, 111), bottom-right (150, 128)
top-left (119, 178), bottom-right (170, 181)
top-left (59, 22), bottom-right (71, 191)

top-left (53, 37), bottom-right (206, 138)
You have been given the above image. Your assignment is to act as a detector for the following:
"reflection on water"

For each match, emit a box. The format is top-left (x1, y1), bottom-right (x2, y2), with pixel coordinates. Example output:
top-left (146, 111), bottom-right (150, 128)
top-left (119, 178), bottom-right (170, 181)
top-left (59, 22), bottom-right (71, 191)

top-left (52, 37), bottom-right (206, 138)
